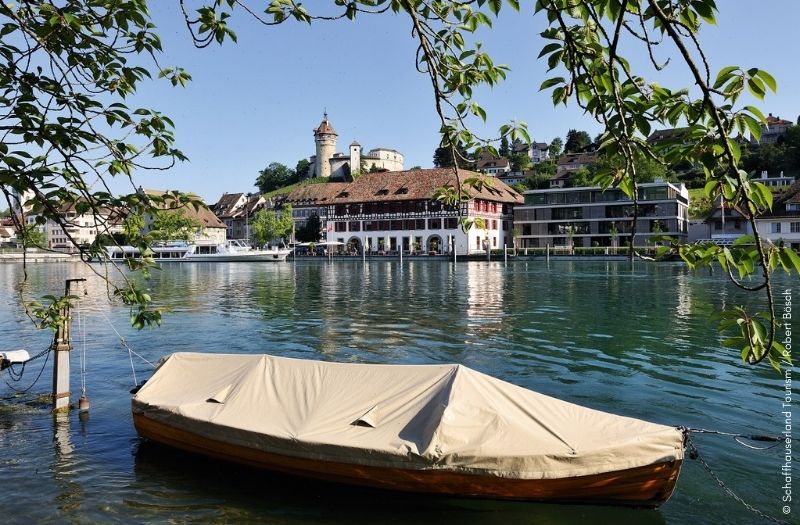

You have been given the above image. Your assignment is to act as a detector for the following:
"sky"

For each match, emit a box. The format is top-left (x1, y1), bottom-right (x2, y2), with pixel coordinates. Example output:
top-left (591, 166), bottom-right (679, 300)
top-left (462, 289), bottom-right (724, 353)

top-left (123, 1), bottom-right (800, 203)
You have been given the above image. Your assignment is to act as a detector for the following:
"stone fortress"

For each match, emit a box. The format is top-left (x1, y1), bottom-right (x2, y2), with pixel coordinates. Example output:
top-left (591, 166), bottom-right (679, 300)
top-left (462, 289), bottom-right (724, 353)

top-left (307, 113), bottom-right (404, 180)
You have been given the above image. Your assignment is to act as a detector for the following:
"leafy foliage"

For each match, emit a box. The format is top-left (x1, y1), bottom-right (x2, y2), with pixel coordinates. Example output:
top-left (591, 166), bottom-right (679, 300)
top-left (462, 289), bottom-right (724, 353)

top-left (251, 205), bottom-right (293, 246)
top-left (256, 163), bottom-right (298, 193)
top-left (548, 137), bottom-right (563, 158)
top-left (741, 125), bottom-right (800, 177)
top-left (433, 145), bottom-right (470, 169)
top-left (295, 213), bottom-right (322, 243)
top-left (563, 129), bottom-right (592, 153)
top-left (6, 0), bottom-right (797, 372)
top-left (533, 0), bottom-right (795, 370)
top-left (0, 1), bottom-right (195, 329)
top-left (295, 158), bottom-right (311, 180)
top-left (19, 225), bottom-right (46, 249)
top-left (148, 209), bottom-right (202, 242)
top-left (510, 153), bottom-right (531, 172)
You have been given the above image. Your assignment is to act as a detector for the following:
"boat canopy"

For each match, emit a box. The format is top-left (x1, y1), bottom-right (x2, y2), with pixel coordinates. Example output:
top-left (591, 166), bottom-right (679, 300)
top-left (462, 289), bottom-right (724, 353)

top-left (133, 352), bottom-right (683, 479)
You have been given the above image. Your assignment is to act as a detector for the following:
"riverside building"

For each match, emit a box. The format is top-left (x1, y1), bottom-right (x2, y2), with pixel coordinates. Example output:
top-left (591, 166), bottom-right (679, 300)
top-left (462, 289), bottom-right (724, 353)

top-left (283, 168), bottom-right (522, 255)
top-left (514, 181), bottom-right (689, 248)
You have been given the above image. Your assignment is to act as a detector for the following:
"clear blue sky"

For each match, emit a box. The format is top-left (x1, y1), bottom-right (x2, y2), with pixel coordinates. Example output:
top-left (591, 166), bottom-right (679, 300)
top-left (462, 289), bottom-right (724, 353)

top-left (125, 1), bottom-right (800, 203)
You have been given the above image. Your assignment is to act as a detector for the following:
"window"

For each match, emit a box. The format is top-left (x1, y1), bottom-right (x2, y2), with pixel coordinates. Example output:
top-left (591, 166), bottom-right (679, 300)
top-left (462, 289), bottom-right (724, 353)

top-left (349, 221), bottom-right (361, 232)
top-left (334, 222), bottom-right (346, 232)
top-left (445, 217), bottom-right (458, 229)
top-left (772, 222), bottom-right (782, 234)
top-left (791, 222), bottom-right (800, 233)
top-left (428, 218), bottom-right (441, 229)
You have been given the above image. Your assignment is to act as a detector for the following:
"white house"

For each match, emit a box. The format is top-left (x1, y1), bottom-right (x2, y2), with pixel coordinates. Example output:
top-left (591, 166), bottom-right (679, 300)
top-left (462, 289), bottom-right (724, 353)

top-left (46, 201), bottom-right (124, 252)
top-left (755, 182), bottom-right (800, 250)
top-left (475, 154), bottom-right (511, 176)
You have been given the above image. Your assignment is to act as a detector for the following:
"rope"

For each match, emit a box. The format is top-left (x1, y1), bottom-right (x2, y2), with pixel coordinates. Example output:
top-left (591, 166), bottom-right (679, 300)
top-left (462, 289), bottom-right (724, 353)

top-left (686, 427), bottom-right (783, 451)
top-left (96, 309), bottom-right (156, 369)
top-left (93, 307), bottom-right (155, 388)
top-left (3, 345), bottom-right (52, 379)
top-left (127, 343), bottom-right (138, 386)
top-left (685, 434), bottom-right (790, 525)
top-left (3, 348), bottom-right (51, 394)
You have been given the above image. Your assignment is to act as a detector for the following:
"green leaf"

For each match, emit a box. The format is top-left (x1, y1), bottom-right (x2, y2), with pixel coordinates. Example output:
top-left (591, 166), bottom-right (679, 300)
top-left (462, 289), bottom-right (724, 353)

top-left (538, 43), bottom-right (561, 58)
top-left (751, 182), bottom-right (773, 210)
top-left (781, 246), bottom-right (800, 274)
top-left (539, 77), bottom-right (565, 90)
top-left (755, 69), bottom-right (777, 92)
top-left (746, 78), bottom-right (766, 99)
top-left (713, 66), bottom-right (738, 89)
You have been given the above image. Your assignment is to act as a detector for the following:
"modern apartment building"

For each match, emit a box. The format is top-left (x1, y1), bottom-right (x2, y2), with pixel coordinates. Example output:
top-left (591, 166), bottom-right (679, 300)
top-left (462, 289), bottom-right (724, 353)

top-left (514, 181), bottom-right (689, 248)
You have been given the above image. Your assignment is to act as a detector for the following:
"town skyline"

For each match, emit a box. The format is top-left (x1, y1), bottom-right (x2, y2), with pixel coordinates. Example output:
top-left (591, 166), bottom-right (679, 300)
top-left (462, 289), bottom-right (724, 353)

top-left (106, 2), bottom-right (800, 204)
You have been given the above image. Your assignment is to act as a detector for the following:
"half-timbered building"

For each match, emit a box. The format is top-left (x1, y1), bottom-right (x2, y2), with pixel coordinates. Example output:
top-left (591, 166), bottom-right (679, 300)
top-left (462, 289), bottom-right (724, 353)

top-left (282, 169), bottom-right (522, 255)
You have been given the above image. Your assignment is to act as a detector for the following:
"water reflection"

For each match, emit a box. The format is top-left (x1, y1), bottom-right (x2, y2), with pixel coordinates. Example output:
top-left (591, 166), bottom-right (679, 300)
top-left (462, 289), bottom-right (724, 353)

top-left (0, 260), bottom-right (789, 525)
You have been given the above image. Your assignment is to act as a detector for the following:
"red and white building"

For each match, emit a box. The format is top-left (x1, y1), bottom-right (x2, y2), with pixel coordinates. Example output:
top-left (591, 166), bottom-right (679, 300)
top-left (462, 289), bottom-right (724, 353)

top-left (283, 168), bottom-right (522, 255)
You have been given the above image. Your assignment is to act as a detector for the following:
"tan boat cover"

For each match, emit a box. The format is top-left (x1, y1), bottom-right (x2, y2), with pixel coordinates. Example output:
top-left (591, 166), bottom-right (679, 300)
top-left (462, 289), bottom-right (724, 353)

top-left (132, 352), bottom-right (684, 479)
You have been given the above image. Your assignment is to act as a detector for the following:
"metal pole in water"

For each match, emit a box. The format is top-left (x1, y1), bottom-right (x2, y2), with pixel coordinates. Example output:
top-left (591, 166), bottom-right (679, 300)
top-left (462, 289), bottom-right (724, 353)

top-left (546, 243), bottom-right (550, 263)
top-left (52, 278), bottom-right (86, 413)
top-left (504, 242), bottom-right (507, 265)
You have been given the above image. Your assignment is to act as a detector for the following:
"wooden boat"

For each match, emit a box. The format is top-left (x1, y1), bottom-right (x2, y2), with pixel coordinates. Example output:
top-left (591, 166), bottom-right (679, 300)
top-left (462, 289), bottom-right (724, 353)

top-left (132, 353), bottom-right (684, 507)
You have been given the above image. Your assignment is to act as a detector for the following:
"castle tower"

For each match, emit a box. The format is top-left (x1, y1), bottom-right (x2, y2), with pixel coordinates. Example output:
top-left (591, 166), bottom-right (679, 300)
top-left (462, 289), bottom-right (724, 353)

top-left (349, 140), bottom-right (361, 175)
top-left (313, 112), bottom-right (337, 178)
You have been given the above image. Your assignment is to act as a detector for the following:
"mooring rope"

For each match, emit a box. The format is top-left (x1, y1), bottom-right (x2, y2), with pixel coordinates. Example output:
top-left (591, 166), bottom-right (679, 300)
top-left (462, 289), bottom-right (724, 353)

top-left (3, 347), bottom-right (51, 394)
top-left (93, 308), bottom-right (155, 388)
top-left (684, 431), bottom-right (789, 524)
top-left (686, 427), bottom-right (783, 451)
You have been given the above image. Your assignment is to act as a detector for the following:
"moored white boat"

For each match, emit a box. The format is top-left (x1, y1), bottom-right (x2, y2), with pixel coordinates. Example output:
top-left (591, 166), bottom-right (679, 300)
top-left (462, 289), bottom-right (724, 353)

top-left (132, 352), bottom-right (685, 507)
top-left (106, 240), bottom-right (292, 262)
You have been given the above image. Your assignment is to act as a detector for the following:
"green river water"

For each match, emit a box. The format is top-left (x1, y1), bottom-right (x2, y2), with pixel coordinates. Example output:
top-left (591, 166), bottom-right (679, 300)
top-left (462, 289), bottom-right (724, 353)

top-left (0, 260), bottom-right (794, 524)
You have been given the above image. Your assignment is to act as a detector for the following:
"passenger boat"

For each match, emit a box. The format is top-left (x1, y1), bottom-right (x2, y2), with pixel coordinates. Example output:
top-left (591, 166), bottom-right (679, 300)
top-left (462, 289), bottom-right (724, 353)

top-left (106, 240), bottom-right (292, 262)
top-left (132, 353), bottom-right (685, 507)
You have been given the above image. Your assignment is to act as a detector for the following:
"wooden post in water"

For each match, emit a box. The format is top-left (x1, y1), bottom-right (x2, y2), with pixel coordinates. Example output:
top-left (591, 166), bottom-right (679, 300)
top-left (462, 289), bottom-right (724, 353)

top-left (52, 278), bottom-right (86, 413)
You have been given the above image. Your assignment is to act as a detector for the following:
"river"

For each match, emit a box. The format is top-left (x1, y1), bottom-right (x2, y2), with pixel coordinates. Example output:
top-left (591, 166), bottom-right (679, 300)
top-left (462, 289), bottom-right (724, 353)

top-left (0, 260), bottom-right (792, 524)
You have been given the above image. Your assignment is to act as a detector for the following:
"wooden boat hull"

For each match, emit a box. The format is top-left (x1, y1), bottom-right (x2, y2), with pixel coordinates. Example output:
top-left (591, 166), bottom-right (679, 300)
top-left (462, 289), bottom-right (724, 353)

top-left (133, 413), bottom-right (682, 507)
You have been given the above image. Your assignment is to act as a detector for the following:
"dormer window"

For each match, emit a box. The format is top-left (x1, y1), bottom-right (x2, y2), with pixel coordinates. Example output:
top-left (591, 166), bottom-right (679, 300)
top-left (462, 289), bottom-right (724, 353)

top-left (395, 187), bottom-right (409, 195)
top-left (376, 189), bottom-right (389, 196)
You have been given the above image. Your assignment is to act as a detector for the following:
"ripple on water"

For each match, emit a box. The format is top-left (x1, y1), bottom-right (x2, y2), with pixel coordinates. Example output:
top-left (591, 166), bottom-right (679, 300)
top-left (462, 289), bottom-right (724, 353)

top-left (0, 260), bottom-right (786, 525)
